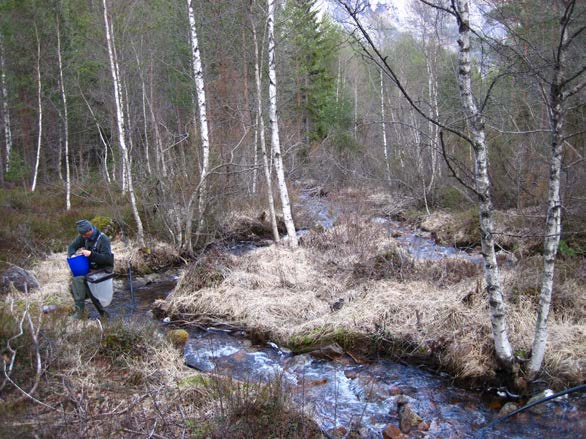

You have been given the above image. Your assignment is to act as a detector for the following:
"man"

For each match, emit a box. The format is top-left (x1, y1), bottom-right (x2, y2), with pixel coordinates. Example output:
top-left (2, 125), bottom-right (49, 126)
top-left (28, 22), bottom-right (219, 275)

top-left (67, 219), bottom-right (114, 319)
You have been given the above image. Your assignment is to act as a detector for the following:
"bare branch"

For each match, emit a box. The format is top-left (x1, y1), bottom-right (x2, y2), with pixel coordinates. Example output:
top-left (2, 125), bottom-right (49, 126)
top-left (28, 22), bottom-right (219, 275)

top-left (439, 130), bottom-right (480, 197)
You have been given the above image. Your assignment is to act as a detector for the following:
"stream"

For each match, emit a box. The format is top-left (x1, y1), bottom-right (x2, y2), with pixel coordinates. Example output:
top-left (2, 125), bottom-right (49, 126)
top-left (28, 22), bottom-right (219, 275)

top-left (97, 192), bottom-right (584, 438)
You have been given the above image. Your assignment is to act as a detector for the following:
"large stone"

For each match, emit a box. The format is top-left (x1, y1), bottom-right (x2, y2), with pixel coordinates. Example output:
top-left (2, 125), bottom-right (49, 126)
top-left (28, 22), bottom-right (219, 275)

top-left (498, 402), bottom-right (520, 417)
top-left (526, 389), bottom-right (554, 415)
top-left (1, 266), bottom-right (40, 294)
top-left (382, 424), bottom-right (406, 439)
top-left (309, 342), bottom-right (345, 360)
top-left (398, 399), bottom-right (425, 434)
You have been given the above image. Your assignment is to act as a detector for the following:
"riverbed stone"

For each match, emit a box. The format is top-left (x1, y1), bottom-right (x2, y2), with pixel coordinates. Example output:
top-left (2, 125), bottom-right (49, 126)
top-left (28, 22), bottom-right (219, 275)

top-left (310, 342), bottom-right (345, 360)
top-left (397, 397), bottom-right (425, 434)
top-left (328, 426), bottom-right (347, 438)
top-left (382, 424), bottom-right (406, 439)
top-left (0, 266), bottom-right (40, 294)
top-left (498, 402), bottom-right (520, 417)
top-left (526, 389), bottom-right (553, 415)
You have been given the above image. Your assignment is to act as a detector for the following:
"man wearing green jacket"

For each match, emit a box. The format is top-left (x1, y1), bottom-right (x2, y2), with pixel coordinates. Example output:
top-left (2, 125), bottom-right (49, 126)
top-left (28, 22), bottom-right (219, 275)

top-left (67, 219), bottom-right (114, 319)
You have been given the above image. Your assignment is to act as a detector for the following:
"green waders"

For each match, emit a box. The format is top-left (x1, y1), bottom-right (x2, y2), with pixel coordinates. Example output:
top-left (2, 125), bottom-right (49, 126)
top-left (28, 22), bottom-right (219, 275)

top-left (71, 275), bottom-right (109, 319)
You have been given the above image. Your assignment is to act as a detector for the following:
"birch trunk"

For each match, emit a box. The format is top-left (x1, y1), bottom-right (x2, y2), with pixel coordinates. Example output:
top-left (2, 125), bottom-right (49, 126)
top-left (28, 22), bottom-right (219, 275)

top-left (0, 34), bottom-right (12, 173)
top-left (425, 44), bottom-right (440, 190)
top-left (185, 0), bottom-right (211, 252)
top-left (110, 22), bottom-right (127, 194)
top-left (353, 79), bottom-right (358, 139)
top-left (268, 0), bottom-right (297, 247)
top-left (528, 1), bottom-right (576, 377)
top-left (250, 0), bottom-right (279, 242)
top-left (56, 18), bottom-right (71, 210)
top-left (140, 77), bottom-right (152, 175)
top-left (31, 26), bottom-right (43, 192)
top-left (455, 0), bottom-right (514, 368)
top-left (380, 68), bottom-right (390, 182)
top-left (102, 0), bottom-right (145, 246)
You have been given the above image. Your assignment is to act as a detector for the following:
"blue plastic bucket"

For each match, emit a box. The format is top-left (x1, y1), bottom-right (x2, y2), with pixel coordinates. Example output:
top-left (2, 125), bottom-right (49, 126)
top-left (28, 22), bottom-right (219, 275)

top-left (67, 255), bottom-right (90, 276)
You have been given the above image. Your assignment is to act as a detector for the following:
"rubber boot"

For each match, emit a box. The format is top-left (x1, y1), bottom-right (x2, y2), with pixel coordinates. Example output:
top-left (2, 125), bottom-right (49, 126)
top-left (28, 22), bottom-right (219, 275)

top-left (72, 300), bottom-right (87, 320)
top-left (89, 294), bottom-right (109, 320)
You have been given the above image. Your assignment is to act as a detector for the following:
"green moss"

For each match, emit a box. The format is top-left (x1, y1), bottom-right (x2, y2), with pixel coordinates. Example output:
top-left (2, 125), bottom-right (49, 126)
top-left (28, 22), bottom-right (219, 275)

top-left (178, 375), bottom-right (211, 388)
top-left (167, 329), bottom-right (189, 347)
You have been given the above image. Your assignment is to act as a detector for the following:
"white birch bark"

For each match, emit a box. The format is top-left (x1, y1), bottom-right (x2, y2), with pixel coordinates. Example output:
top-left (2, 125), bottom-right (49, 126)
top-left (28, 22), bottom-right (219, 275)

top-left (31, 26), bottom-right (43, 192)
top-left (185, 0), bottom-right (212, 251)
top-left (353, 78), bottom-right (358, 139)
top-left (103, 0), bottom-right (145, 246)
top-left (425, 44), bottom-right (440, 190)
top-left (268, 0), bottom-right (297, 247)
top-left (252, 114), bottom-right (259, 194)
top-left (380, 68), bottom-right (391, 182)
top-left (140, 77), bottom-right (152, 175)
top-left (110, 21), bottom-right (127, 194)
top-left (56, 18), bottom-right (71, 210)
top-left (455, 0), bottom-right (514, 367)
top-left (0, 33), bottom-right (12, 172)
top-left (528, 1), bottom-right (578, 377)
top-left (250, 1), bottom-right (279, 242)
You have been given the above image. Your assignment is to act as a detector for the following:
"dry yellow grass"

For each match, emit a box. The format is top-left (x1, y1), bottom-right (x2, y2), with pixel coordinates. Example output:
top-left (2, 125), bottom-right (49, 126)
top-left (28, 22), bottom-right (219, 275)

top-left (167, 216), bottom-right (585, 388)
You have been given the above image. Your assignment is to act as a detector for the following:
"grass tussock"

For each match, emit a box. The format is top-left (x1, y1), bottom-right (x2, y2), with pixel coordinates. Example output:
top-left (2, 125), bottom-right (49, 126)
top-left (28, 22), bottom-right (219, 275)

top-left (187, 374), bottom-right (324, 438)
top-left (166, 207), bottom-right (584, 389)
top-left (420, 207), bottom-right (545, 256)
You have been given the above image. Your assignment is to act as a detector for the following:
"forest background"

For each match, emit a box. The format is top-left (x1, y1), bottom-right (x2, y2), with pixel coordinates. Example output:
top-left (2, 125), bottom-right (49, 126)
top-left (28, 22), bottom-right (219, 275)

top-left (0, 0), bottom-right (583, 260)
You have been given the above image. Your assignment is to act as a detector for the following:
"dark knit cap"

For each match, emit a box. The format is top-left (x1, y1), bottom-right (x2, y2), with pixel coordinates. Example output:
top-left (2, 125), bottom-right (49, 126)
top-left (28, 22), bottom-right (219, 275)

top-left (76, 219), bottom-right (93, 234)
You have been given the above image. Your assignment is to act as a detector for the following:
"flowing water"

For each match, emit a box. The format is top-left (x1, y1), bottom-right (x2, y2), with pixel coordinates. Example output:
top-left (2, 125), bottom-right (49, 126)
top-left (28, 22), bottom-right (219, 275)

top-left (183, 327), bottom-right (585, 438)
top-left (97, 192), bottom-right (584, 438)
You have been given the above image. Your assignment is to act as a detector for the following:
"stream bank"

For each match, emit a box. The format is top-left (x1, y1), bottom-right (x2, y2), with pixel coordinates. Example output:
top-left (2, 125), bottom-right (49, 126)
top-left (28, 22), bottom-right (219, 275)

top-left (149, 189), bottom-right (584, 437)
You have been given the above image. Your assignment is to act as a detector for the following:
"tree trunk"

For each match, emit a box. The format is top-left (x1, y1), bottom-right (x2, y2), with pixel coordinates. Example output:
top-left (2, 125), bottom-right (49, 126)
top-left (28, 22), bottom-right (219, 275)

top-left (455, 0), bottom-right (514, 369)
top-left (186, 0), bottom-right (212, 252)
top-left (31, 25), bottom-right (43, 192)
top-left (380, 68), bottom-right (390, 183)
top-left (268, 0), bottom-right (297, 247)
top-left (0, 33), bottom-right (12, 173)
top-left (250, 0), bottom-right (279, 242)
top-left (103, 0), bottom-right (145, 246)
top-left (528, 0), bottom-right (578, 378)
top-left (425, 43), bottom-right (440, 191)
top-left (140, 76), bottom-right (152, 175)
top-left (56, 17), bottom-right (71, 210)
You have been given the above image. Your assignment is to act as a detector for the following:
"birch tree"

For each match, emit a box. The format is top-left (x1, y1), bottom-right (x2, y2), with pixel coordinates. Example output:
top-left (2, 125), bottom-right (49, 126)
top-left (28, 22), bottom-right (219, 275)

top-left (250, 0), bottom-right (280, 242)
top-left (453, 0), bottom-right (514, 368)
top-left (184, 0), bottom-right (212, 252)
top-left (380, 68), bottom-right (391, 183)
top-left (523, 0), bottom-right (584, 378)
top-left (102, 0), bottom-right (145, 246)
top-left (336, 0), bottom-right (519, 370)
top-left (268, 0), bottom-right (297, 247)
top-left (56, 16), bottom-right (71, 210)
top-left (0, 32), bottom-right (12, 173)
top-left (31, 25), bottom-right (43, 192)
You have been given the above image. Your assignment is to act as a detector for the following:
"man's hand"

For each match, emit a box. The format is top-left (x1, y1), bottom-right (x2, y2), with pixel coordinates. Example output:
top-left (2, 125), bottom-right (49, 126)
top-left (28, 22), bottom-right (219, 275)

top-left (79, 249), bottom-right (91, 257)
